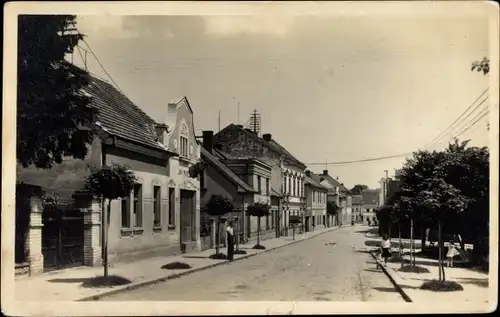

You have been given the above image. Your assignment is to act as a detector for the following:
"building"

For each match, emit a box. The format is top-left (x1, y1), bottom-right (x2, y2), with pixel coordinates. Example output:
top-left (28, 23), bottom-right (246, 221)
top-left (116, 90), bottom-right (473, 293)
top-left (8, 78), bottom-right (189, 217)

top-left (15, 77), bottom-right (201, 276)
top-left (311, 170), bottom-right (351, 226)
top-left (304, 171), bottom-right (328, 231)
top-left (198, 131), bottom-right (277, 249)
top-left (351, 195), bottom-right (363, 223)
top-left (360, 189), bottom-right (380, 224)
top-left (213, 124), bottom-right (307, 237)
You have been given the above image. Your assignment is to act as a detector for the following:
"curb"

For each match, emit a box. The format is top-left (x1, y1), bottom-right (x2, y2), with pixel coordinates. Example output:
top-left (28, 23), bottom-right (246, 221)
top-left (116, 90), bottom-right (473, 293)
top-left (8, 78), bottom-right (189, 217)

top-left (78, 226), bottom-right (342, 301)
top-left (369, 251), bottom-right (412, 303)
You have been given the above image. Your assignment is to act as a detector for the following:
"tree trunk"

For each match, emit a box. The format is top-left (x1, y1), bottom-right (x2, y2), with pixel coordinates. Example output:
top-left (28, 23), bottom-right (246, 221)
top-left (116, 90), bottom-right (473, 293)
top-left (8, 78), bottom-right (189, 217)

top-left (398, 222), bottom-right (402, 257)
top-left (292, 224), bottom-right (296, 240)
top-left (421, 226), bottom-right (426, 251)
top-left (215, 215), bottom-right (220, 255)
top-left (103, 199), bottom-right (110, 277)
top-left (438, 220), bottom-right (445, 282)
top-left (410, 217), bottom-right (414, 267)
top-left (257, 217), bottom-right (261, 246)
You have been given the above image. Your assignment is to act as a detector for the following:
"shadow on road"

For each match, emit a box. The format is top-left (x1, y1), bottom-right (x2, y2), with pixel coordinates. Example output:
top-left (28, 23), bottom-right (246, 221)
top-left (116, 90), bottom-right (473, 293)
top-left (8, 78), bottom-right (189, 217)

top-left (453, 277), bottom-right (489, 288)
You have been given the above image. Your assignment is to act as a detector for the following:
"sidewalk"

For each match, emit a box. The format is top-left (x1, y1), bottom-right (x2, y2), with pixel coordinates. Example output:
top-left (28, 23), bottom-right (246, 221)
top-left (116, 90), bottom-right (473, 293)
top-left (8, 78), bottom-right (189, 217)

top-left (370, 250), bottom-right (491, 307)
top-left (15, 225), bottom-right (340, 302)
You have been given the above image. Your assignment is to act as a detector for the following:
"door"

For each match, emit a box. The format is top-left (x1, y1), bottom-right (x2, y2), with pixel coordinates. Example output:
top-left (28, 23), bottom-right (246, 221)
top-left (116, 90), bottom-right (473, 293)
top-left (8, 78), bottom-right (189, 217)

top-left (42, 206), bottom-right (84, 271)
top-left (180, 190), bottom-right (196, 250)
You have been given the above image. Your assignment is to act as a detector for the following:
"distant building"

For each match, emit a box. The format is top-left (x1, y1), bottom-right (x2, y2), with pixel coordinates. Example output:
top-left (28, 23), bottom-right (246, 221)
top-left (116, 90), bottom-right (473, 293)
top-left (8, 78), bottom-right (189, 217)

top-left (199, 130), bottom-right (278, 249)
top-left (351, 195), bottom-right (363, 223)
top-left (304, 170), bottom-right (328, 231)
top-left (360, 189), bottom-right (380, 224)
top-left (214, 124), bottom-right (307, 238)
top-left (310, 170), bottom-right (351, 226)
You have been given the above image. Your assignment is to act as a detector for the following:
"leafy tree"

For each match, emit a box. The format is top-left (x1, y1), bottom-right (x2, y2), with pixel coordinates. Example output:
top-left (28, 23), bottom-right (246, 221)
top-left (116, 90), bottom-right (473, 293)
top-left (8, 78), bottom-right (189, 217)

top-left (204, 195), bottom-right (234, 256)
top-left (350, 184), bottom-right (369, 195)
top-left (247, 202), bottom-right (271, 249)
top-left (85, 164), bottom-right (137, 277)
top-left (18, 15), bottom-right (98, 169)
top-left (471, 57), bottom-right (490, 75)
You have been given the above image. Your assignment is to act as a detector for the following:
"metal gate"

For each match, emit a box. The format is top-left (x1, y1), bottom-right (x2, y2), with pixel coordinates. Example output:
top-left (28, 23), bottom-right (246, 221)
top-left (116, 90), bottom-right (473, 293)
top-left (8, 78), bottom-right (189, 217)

top-left (42, 206), bottom-right (84, 271)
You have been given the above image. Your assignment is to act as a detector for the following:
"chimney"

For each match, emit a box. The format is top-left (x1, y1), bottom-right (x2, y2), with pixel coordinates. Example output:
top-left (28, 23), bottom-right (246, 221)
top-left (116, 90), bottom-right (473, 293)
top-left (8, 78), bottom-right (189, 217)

top-left (305, 170), bottom-right (311, 176)
top-left (336, 176), bottom-right (339, 180)
top-left (202, 130), bottom-right (214, 154)
top-left (263, 133), bottom-right (272, 142)
top-left (320, 177), bottom-right (324, 182)
top-left (322, 169), bottom-right (328, 176)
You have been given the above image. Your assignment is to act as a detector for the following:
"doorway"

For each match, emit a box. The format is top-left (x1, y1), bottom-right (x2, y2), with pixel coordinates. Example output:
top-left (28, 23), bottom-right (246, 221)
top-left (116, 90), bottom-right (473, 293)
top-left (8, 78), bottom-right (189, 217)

top-left (180, 190), bottom-right (196, 252)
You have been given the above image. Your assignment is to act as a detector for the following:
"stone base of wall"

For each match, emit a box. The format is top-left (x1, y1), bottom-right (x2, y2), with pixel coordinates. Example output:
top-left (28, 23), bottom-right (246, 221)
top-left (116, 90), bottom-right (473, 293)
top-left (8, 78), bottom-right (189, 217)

top-left (108, 244), bottom-right (182, 264)
top-left (15, 262), bottom-right (30, 277)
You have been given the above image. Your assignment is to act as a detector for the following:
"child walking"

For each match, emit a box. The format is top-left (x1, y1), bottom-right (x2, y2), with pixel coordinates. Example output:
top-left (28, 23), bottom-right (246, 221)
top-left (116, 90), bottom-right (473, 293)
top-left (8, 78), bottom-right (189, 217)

top-left (380, 234), bottom-right (392, 267)
top-left (446, 240), bottom-right (459, 267)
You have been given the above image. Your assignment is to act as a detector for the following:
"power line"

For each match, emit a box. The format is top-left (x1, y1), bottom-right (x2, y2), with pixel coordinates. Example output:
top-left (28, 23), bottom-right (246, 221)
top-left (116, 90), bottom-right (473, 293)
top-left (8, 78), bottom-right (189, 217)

top-left (423, 88), bottom-right (489, 149)
top-left (306, 89), bottom-right (490, 167)
top-left (80, 38), bottom-right (126, 96)
top-left (426, 96), bottom-right (489, 149)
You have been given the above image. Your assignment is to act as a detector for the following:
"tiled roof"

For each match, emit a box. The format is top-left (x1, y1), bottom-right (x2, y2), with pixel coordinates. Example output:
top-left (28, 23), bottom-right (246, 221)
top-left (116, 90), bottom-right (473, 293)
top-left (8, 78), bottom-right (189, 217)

top-left (361, 189), bottom-right (380, 206)
top-left (85, 76), bottom-right (168, 151)
top-left (305, 175), bottom-right (328, 189)
top-left (200, 147), bottom-right (255, 193)
top-left (218, 124), bottom-right (306, 168)
top-left (352, 195), bottom-right (363, 205)
top-left (311, 173), bottom-right (350, 194)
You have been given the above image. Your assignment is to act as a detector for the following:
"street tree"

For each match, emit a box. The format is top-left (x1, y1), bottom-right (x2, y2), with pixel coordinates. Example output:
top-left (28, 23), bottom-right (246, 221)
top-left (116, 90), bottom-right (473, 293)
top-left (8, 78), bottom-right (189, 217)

top-left (247, 202), bottom-right (271, 249)
top-left (18, 15), bottom-right (98, 169)
top-left (84, 164), bottom-right (137, 277)
top-left (204, 195), bottom-right (234, 257)
top-left (289, 215), bottom-right (302, 240)
top-left (350, 184), bottom-right (369, 195)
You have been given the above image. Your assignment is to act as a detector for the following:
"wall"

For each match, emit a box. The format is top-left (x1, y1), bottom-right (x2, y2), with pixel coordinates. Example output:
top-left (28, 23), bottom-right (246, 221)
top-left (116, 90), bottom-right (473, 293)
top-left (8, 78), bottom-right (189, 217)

top-left (16, 137), bottom-right (102, 201)
top-left (201, 165), bottom-right (241, 208)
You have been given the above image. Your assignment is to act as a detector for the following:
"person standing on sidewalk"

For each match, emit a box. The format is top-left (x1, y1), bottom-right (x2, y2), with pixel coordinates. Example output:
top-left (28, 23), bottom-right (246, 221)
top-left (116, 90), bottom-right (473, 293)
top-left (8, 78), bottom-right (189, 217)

top-left (446, 240), bottom-right (459, 267)
top-left (380, 234), bottom-right (392, 266)
top-left (226, 221), bottom-right (235, 261)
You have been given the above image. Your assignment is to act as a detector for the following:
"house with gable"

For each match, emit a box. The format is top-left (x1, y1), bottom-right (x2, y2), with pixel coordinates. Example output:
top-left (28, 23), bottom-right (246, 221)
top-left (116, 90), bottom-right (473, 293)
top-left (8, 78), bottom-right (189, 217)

top-left (304, 170), bottom-right (328, 231)
top-left (198, 131), bottom-right (278, 249)
top-left (213, 124), bottom-right (307, 237)
top-left (16, 76), bottom-right (201, 276)
top-left (311, 170), bottom-right (352, 226)
top-left (360, 189), bottom-right (380, 225)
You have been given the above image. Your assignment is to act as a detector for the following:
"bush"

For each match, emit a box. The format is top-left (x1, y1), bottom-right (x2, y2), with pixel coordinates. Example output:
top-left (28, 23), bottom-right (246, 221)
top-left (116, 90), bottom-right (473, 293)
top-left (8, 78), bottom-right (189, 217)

top-left (420, 280), bottom-right (464, 292)
top-left (81, 275), bottom-right (132, 288)
top-left (161, 262), bottom-right (192, 270)
top-left (234, 249), bottom-right (247, 255)
top-left (252, 244), bottom-right (266, 250)
top-left (398, 265), bottom-right (431, 273)
top-left (209, 253), bottom-right (227, 260)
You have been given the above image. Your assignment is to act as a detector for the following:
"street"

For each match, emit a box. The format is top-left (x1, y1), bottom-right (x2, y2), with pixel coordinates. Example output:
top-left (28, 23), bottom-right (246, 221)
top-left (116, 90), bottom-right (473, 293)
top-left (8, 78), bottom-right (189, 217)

top-left (103, 226), bottom-right (404, 301)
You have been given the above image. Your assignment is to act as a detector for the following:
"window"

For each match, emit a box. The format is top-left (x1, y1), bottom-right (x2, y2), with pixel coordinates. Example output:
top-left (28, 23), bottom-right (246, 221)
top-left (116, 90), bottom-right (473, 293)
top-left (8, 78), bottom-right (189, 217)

top-left (121, 195), bottom-right (131, 228)
top-left (153, 186), bottom-right (161, 228)
top-left (133, 184), bottom-right (143, 228)
top-left (168, 188), bottom-right (175, 227)
top-left (257, 175), bottom-right (262, 193)
top-left (180, 136), bottom-right (189, 157)
top-left (266, 178), bottom-right (270, 195)
top-left (293, 177), bottom-right (296, 196)
top-left (271, 210), bottom-right (275, 228)
top-left (288, 178), bottom-right (291, 195)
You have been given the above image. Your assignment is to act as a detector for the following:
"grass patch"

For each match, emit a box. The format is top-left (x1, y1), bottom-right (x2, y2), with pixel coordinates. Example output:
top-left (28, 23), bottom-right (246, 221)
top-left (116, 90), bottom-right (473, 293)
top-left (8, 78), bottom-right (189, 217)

top-left (252, 244), bottom-right (266, 250)
top-left (420, 280), bottom-right (464, 292)
top-left (234, 249), bottom-right (247, 255)
top-left (161, 262), bottom-right (192, 270)
top-left (398, 265), bottom-right (431, 273)
top-left (81, 275), bottom-right (132, 288)
top-left (209, 253), bottom-right (227, 260)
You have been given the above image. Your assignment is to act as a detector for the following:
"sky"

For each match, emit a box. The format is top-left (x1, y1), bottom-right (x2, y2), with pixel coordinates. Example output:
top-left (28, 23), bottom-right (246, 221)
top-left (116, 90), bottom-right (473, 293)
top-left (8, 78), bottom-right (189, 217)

top-left (72, 6), bottom-right (492, 189)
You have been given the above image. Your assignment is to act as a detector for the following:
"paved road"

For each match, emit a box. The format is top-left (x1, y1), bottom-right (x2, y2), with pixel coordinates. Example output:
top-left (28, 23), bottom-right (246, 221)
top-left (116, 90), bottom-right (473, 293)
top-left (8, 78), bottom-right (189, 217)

top-left (104, 226), bottom-right (404, 301)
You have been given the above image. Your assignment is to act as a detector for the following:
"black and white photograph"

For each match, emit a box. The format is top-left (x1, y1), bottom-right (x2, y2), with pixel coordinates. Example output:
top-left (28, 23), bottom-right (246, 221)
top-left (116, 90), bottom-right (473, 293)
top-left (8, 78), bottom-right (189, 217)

top-left (2, 1), bottom-right (498, 315)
